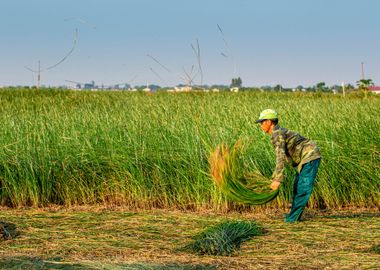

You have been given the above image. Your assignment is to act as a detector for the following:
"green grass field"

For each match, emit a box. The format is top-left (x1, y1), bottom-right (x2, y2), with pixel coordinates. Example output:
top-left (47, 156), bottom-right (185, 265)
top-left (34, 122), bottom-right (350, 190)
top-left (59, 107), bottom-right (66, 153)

top-left (0, 89), bottom-right (379, 269)
top-left (0, 207), bottom-right (379, 269)
top-left (0, 89), bottom-right (379, 209)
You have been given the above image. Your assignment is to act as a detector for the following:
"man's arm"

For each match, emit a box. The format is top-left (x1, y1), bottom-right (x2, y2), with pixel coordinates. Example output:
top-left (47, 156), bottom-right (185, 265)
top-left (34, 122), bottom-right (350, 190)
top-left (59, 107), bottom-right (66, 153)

top-left (271, 133), bottom-right (287, 189)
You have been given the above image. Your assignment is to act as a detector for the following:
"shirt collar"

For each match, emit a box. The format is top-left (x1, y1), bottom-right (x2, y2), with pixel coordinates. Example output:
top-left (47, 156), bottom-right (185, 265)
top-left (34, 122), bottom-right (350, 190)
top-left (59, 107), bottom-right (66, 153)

top-left (271, 124), bottom-right (281, 139)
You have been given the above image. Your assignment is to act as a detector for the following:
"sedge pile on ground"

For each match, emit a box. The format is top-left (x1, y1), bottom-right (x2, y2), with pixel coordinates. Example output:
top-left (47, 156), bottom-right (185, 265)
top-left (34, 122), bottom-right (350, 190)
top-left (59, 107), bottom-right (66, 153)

top-left (0, 222), bottom-right (14, 240)
top-left (209, 142), bottom-right (279, 205)
top-left (183, 220), bottom-right (265, 256)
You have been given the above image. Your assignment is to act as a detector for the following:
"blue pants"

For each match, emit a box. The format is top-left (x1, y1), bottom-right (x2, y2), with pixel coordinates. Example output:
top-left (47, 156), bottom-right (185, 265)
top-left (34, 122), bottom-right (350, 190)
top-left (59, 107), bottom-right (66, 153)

top-left (286, 158), bottom-right (321, 223)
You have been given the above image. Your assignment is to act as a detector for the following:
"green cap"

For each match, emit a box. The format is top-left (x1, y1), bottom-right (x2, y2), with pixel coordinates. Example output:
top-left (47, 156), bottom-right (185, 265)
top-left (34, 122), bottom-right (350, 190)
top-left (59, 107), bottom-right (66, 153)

top-left (255, 109), bottom-right (278, 123)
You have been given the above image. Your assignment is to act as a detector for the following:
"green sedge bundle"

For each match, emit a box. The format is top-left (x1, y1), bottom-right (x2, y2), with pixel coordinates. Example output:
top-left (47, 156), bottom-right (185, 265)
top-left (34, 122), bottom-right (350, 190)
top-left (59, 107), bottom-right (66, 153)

top-left (184, 220), bottom-right (265, 256)
top-left (210, 142), bottom-right (279, 205)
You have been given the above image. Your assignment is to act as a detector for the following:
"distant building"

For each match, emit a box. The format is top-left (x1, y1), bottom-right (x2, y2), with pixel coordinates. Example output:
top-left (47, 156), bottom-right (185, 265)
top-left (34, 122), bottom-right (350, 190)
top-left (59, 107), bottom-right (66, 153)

top-left (369, 86), bottom-right (380, 94)
top-left (84, 83), bottom-right (95, 89)
top-left (173, 86), bottom-right (192, 92)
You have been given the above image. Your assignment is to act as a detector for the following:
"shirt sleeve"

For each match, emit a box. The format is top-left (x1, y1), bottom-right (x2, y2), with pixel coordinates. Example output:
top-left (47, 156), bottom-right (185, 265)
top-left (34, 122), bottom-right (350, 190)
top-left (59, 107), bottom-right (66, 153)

top-left (272, 133), bottom-right (286, 182)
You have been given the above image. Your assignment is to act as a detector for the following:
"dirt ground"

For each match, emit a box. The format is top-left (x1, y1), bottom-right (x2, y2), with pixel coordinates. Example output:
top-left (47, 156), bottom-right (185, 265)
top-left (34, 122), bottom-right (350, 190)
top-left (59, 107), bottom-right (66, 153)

top-left (0, 206), bottom-right (379, 269)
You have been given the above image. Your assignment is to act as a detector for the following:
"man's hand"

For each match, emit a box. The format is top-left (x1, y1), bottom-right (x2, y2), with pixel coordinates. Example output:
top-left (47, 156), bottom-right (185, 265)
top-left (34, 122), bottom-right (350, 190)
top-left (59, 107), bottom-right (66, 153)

top-left (270, 181), bottom-right (281, 190)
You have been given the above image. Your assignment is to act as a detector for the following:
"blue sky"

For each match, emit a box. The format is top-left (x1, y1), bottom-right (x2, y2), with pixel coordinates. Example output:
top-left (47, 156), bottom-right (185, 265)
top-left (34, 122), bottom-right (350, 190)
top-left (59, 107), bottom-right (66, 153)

top-left (1, 0), bottom-right (379, 87)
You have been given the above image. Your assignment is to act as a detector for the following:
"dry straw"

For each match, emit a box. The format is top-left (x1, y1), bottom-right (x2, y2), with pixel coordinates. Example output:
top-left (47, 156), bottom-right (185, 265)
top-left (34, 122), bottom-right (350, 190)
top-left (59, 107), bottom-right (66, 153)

top-left (210, 141), bottom-right (279, 205)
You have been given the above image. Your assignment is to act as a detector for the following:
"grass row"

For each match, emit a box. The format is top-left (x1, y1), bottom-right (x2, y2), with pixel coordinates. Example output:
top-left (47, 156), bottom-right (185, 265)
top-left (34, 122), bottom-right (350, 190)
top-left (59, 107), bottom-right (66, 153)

top-left (0, 89), bottom-right (379, 209)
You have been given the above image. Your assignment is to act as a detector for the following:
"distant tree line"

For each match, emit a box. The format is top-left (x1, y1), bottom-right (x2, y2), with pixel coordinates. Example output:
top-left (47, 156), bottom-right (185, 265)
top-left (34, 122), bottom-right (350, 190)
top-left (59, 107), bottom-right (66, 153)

top-left (3, 77), bottom-right (376, 94)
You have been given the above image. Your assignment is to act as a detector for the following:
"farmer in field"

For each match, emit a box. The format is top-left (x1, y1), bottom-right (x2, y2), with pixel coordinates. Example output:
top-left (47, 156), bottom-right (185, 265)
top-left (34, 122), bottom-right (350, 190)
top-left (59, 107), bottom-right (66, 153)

top-left (256, 109), bottom-right (321, 223)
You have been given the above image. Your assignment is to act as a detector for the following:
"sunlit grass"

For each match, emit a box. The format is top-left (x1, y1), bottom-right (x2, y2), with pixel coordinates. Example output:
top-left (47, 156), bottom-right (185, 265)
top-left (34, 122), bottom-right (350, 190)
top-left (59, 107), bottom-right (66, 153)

top-left (0, 89), bottom-right (379, 209)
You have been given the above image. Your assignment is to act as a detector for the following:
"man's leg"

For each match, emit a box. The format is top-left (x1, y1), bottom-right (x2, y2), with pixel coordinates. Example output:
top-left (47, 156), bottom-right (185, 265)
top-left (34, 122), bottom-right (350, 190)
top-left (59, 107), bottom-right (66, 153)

top-left (284, 172), bottom-right (299, 220)
top-left (292, 172), bottom-right (299, 204)
top-left (285, 159), bottom-right (320, 223)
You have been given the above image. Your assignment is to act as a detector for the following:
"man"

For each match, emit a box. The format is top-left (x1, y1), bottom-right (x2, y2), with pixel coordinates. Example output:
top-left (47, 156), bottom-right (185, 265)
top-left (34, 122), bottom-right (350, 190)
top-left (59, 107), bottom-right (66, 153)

top-left (255, 109), bottom-right (321, 223)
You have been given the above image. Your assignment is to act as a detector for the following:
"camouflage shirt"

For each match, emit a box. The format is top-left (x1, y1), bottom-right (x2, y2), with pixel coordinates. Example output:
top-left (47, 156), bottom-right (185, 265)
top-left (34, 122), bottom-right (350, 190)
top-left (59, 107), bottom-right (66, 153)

top-left (271, 125), bottom-right (321, 182)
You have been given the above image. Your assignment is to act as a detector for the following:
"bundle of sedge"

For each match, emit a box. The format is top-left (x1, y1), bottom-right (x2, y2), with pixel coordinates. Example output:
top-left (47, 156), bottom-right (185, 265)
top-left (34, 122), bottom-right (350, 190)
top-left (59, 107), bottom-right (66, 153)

top-left (183, 220), bottom-right (266, 256)
top-left (210, 142), bottom-right (279, 205)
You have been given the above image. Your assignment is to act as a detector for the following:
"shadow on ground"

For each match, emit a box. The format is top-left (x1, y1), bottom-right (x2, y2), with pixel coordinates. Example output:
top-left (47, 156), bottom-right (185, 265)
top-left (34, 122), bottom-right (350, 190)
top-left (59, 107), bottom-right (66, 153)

top-left (0, 257), bottom-right (92, 270)
top-left (321, 211), bottom-right (380, 219)
top-left (0, 257), bottom-right (218, 270)
top-left (119, 263), bottom-right (217, 270)
top-left (368, 244), bottom-right (380, 254)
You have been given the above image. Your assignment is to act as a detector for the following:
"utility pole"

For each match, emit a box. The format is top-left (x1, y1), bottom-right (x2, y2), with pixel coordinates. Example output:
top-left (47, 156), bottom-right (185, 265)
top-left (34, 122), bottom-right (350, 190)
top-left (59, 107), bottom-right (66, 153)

top-left (37, 60), bottom-right (41, 89)
top-left (361, 62), bottom-right (365, 79)
top-left (24, 29), bottom-right (78, 88)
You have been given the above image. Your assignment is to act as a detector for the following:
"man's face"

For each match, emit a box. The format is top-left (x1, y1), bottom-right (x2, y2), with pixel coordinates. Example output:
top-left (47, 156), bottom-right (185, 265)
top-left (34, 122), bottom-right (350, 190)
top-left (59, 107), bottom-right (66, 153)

top-left (260, 119), bottom-right (272, 133)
